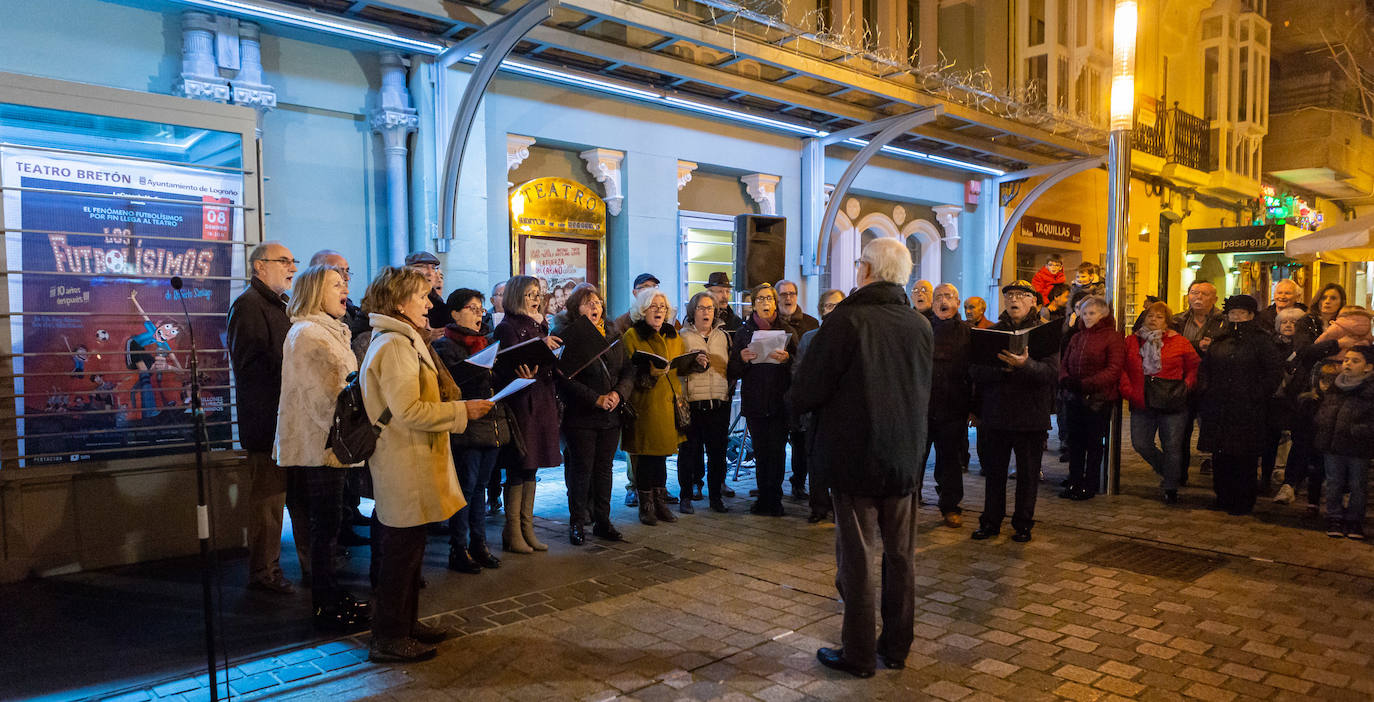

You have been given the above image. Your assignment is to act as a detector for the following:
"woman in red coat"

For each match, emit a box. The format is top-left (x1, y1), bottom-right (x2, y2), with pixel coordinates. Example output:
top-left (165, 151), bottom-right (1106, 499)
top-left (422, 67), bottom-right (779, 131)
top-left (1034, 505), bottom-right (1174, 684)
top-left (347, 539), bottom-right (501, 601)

top-left (1120, 301), bottom-right (1199, 503)
top-left (1058, 295), bottom-right (1125, 500)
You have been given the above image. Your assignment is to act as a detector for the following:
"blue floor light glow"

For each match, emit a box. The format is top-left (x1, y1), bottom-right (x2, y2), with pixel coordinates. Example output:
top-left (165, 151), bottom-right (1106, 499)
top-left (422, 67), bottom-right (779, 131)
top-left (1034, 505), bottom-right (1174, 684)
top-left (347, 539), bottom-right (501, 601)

top-left (169, 0), bottom-right (1007, 175)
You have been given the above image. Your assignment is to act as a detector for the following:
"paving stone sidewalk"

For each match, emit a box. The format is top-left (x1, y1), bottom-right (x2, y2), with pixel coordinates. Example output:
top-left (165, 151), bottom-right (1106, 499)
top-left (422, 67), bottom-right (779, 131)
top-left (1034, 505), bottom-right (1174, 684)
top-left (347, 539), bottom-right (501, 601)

top-left (92, 430), bottom-right (1374, 702)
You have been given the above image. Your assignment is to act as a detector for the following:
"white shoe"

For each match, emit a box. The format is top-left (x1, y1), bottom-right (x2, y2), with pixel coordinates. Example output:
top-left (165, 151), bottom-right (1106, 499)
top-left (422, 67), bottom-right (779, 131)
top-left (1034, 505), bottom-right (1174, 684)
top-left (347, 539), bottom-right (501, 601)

top-left (1272, 484), bottom-right (1295, 505)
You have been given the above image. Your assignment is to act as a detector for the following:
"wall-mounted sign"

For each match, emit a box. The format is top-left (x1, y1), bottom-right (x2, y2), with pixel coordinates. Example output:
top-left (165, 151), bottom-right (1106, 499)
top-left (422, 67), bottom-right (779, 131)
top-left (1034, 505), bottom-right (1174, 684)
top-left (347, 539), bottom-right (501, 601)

top-left (1186, 224), bottom-right (1285, 254)
top-left (1020, 215), bottom-right (1081, 244)
top-left (510, 177), bottom-right (606, 299)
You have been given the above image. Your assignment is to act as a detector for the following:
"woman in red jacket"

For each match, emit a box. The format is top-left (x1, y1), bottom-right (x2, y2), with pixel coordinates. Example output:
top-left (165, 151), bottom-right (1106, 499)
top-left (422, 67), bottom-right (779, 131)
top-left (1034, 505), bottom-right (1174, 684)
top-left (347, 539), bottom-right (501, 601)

top-left (1058, 295), bottom-right (1125, 500)
top-left (1120, 302), bottom-right (1199, 504)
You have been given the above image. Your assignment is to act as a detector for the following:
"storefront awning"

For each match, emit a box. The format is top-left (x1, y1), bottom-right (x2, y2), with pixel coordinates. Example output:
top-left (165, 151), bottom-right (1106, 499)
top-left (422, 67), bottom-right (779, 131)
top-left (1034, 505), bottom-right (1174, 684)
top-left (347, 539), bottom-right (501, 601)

top-left (1284, 212), bottom-right (1374, 263)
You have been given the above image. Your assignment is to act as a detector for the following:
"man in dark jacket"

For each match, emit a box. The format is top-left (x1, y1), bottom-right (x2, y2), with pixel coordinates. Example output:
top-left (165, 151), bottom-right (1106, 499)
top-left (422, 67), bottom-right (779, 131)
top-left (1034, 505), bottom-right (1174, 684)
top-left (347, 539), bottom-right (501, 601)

top-left (969, 280), bottom-right (1060, 544)
top-left (1172, 280), bottom-right (1225, 483)
top-left (1255, 278), bottom-right (1308, 333)
top-left (227, 240), bottom-right (306, 594)
top-left (792, 238), bottom-right (932, 678)
top-left (776, 279), bottom-right (820, 501)
top-left (921, 283), bottom-right (971, 527)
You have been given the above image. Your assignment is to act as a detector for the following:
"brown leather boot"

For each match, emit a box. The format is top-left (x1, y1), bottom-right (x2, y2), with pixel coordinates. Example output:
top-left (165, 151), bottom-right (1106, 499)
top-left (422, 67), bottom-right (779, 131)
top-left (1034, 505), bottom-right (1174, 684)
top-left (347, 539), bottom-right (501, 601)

top-left (653, 488), bottom-right (678, 523)
top-left (638, 491), bottom-right (657, 525)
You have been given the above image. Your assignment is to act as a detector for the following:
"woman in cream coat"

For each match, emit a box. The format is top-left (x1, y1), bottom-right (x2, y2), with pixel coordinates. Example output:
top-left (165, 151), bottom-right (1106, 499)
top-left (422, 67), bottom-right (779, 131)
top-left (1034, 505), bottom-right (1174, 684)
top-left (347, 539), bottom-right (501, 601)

top-left (273, 264), bottom-right (368, 632)
top-left (358, 266), bottom-right (492, 663)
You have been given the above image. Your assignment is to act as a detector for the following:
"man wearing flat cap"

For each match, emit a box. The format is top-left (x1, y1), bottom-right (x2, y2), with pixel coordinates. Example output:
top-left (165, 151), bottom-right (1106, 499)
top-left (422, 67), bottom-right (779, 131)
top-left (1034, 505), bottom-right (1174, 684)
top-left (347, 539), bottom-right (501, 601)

top-left (969, 280), bottom-right (1060, 544)
top-left (1196, 294), bottom-right (1283, 515)
top-left (405, 250), bottom-right (449, 334)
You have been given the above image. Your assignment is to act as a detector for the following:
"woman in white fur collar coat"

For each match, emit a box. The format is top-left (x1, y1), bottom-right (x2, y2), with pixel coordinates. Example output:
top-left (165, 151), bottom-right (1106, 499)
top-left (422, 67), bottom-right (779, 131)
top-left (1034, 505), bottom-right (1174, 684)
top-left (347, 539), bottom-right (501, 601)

top-left (272, 264), bottom-right (368, 633)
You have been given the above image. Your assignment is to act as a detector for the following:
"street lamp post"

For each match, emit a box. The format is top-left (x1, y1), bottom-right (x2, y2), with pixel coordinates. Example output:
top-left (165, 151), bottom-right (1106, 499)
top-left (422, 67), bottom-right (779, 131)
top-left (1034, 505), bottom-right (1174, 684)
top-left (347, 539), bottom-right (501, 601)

top-left (1105, 0), bottom-right (1137, 495)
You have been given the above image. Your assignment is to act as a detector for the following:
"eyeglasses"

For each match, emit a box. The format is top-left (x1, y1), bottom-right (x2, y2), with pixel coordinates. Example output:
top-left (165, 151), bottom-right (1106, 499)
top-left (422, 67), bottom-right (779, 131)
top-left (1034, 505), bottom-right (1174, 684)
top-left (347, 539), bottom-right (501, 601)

top-left (263, 257), bottom-right (299, 266)
top-left (647, 304), bottom-right (669, 312)
top-left (777, 291), bottom-right (798, 298)
top-left (462, 304), bottom-right (484, 313)
top-left (1006, 292), bottom-right (1035, 301)
top-left (754, 295), bottom-right (776, 304)
top-left (523, 292), bottom-right (542, 300)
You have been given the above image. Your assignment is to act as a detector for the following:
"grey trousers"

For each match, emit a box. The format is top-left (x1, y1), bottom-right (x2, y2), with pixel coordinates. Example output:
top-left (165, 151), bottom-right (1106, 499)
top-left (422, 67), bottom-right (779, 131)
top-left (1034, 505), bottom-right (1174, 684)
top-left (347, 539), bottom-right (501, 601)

top-left (246, 451), bottom-right (310, 583)
top-left (831, 491), bottom-right (918, 669)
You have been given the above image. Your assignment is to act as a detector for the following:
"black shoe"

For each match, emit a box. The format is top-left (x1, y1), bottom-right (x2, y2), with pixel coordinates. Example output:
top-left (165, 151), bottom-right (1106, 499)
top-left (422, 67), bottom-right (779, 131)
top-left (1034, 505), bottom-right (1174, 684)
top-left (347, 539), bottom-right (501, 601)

top-left (624, 490), bottom-right (638, 507)
top-left (1163, 490), bottom-right (1178, 505)
top-left (592, 522), bottom-right (625, 542)
top-left (816, 647), bottom-right (874, 678)
top-left (791, 487), bottom-right (809, 501)
top-left (1059, 478), bottom-right (1072, 488)
top-left (971, 526), bottom-right (999, 540)
top-left (878, 652), bottom-right (906, 669)
top-left (710, 499), bottom-right (730, 513)
top-left (369, 636), bottom-right (436, 663)
top-left (569, 523), bottom-right (585, 546)
top-left (470, 544), bottom-right (501, 569)
top-left (411, 621), bottom-right (454, 645)
top-left (338, 591), bottom-right (370, 616)
top-left (1058, 487), bottom-right (1076, 499)
top-left (314, 602), bottom-right (368, 633)
top-left (721, 485), bottom-right (736, 497)
top-left (1011, 528), bottom-right (1032, 543)
top-left (447, 548), bottom-right (482, 574)
top-left (1070, 488), bottom-right (1095, 501)
top-left (338, 527), bottom-right (370, 547)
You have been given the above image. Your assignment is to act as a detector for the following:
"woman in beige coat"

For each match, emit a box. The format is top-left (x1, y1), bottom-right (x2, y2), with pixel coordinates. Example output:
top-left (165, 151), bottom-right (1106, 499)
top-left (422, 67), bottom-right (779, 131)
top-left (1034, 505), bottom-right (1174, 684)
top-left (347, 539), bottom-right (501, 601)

top-left (273, 264), bottom-right (367, 632)
top-left (359, 266), bottom-right (492, 663)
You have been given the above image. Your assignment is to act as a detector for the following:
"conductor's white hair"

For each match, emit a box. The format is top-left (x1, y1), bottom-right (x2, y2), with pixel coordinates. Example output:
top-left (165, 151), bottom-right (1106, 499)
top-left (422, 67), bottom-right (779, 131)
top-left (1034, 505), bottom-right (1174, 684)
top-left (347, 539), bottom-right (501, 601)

top-left (860, 237), bottom-right (913, 286)
top-left (628, 286), bottom-right (674, 323)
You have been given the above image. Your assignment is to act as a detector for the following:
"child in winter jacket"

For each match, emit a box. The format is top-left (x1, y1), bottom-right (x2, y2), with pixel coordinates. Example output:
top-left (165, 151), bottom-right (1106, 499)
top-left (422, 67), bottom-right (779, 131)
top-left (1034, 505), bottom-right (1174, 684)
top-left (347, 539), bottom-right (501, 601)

top-left (1031, 254), bottom-right (1066, 306)
top-left (1313, 345), bottom-right (1374, 539)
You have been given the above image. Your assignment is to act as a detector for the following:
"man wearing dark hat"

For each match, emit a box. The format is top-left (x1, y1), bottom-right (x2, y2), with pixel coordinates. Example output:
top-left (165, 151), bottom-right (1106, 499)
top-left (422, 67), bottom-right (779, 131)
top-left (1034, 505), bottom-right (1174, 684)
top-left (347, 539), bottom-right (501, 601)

top-left (969, 280), bottom-right (1060, 544)
top-left (1195, 294), bottom-right (1283, 516)
top-left (705, 271), bottom-right (743, 332)
top-left (405, 250), bottom-right (449, 335)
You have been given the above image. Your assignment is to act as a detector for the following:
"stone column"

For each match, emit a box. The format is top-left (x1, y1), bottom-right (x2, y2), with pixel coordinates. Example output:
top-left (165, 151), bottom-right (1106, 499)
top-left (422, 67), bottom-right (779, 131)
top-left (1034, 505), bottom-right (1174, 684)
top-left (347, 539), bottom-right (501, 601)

top-left (174, 11), bottom-right (230, 103)
top-left (370, 52), bottom-right (419, 265)
top-left (231, 22), bottom-right (276, 138)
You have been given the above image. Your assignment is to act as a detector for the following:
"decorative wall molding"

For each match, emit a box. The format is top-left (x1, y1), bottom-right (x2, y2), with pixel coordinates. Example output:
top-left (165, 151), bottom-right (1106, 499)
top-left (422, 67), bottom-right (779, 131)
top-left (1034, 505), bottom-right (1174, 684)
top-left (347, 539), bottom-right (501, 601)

top-left (677, 160), bottom-right (698, 191)
top-left (580, 148), bottom-right (625, 216)
top-left (933, 204), bottom-right (964, 250)
top-left (507, 134), bottom-right (536, 173)
top-left (230, 22), bottom-right (275, 114)
top-left (741, 173), bottom-right (781, 215)
top-left (174, 11), bottom-right (230, 103)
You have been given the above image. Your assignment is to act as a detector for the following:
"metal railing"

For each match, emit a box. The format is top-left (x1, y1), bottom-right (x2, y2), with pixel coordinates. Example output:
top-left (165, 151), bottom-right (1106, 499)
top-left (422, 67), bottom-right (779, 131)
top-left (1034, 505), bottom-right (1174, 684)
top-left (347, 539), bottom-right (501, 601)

top-left (1134, 101), bottom-right (1211, 172)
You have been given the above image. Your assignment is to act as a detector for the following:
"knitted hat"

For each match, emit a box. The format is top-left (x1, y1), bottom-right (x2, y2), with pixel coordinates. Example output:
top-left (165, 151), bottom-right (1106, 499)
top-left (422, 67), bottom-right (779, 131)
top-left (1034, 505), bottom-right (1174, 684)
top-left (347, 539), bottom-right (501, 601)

top-left (1222, 294), bottom-right (1259, 314)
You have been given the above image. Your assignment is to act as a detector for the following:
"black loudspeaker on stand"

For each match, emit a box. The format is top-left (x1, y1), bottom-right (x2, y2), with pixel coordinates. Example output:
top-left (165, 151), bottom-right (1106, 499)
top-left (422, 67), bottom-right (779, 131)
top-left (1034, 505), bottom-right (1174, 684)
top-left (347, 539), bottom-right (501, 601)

top-left (734, 214), bottom-right (786, 290)
top-left (171, 275), bottom-right (221, 701)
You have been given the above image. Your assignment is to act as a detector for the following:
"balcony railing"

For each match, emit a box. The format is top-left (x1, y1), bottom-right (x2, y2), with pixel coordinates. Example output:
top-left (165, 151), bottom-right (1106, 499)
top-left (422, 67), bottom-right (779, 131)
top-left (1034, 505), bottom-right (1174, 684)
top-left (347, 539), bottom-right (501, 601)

top-left (1134, 101), bottom-right (1212, 172)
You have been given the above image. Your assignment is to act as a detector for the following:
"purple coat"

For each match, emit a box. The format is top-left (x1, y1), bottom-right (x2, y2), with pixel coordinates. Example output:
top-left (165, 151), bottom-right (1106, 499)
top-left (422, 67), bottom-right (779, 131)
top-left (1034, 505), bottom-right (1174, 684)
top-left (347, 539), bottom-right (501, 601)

top-left (493, 312), bottom-right (562, 469)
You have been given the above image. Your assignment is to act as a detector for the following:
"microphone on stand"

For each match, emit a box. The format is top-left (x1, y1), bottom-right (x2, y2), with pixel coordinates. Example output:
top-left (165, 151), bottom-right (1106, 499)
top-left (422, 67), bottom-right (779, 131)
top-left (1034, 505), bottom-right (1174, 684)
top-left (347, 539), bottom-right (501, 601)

top-left (172, 275), bottom-right (220, 702)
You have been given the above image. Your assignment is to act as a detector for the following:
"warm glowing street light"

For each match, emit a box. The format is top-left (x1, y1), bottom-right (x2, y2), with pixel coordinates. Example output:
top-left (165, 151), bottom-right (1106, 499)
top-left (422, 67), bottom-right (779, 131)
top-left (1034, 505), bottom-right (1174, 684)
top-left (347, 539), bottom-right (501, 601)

top-left (1109, 0), bottom-right (1139, 131)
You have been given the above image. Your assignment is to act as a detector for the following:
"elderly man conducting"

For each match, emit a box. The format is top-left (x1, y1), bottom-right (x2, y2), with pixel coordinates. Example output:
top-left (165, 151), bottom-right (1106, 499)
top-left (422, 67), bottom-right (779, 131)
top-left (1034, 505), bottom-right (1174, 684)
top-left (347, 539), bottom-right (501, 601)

top-left (793, 238), bottom-right (933, 678)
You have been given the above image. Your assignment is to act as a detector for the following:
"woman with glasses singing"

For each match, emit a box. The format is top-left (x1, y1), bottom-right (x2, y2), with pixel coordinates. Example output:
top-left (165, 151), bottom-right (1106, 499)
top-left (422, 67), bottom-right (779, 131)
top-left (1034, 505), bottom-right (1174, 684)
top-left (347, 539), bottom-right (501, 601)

top-left (432, 288), bottom-right (510, 573)
top-left (551, 284), bottom-right (636, 543)
top-left (679, 291), bottom-right (732, 513)
top-left (492, 275), bottom-right (563, 553)
top-left (622, 287), bottom-right (691, 525)
top-left (729, 283), bottom-right (799, 516)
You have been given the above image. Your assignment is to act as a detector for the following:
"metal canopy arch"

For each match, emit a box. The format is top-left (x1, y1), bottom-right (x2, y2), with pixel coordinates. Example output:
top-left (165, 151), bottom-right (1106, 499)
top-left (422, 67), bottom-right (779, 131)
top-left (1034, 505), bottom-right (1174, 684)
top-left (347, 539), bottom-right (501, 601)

top-left (438, 0), bottom-right (557, 242)
top-left (988, 156), bottom-right (1106, 283)
top-left (811, 106), bottom-right (943, 271)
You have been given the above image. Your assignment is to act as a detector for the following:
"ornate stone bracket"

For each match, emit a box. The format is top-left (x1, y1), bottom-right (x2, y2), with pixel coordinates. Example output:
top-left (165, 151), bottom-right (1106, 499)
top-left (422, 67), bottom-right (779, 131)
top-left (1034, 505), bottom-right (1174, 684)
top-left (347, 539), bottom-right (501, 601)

top-left (741, 173), bottom-right (780, 216)
top-left (507, 135), bottom-right (537, 174)
top-left (174, 11), bottom-right (230, 103)
top-left (580, 148), bottom-right (625, 216)
top-left (231, 22), bottom-right (276, 115)
top-left (369, 52), bottom-right (419, 152)
top-left (677, 161), bottom-right (698, 191)
top-left (933, 205), bottom-right (963, 250)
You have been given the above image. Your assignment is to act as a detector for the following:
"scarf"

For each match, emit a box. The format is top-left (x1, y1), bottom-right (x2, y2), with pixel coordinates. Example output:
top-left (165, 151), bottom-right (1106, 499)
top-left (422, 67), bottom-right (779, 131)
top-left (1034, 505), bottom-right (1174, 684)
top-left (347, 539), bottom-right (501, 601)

top-left (444, 323), bottom-right (490, 355)
top-left (593, 316), bottom-right (606, 336)
top-left (1136, 328), bottom-right (1164, 376)
top-left (751, 311), bottom-right (775, 331)
top-left (1335, 369), bottom-right (1371, 391)
top-left (391, 314), bottom-right (461, 402)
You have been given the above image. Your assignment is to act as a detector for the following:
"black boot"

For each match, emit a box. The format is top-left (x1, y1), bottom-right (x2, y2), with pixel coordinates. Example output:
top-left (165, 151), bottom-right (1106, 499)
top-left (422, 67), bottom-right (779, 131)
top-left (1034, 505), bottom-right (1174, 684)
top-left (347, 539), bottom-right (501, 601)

top-left (470, 542), bottom-right (501, 569)
top-left (569, 522), bottom-right (585, 546)
top-left (447, 547), bottom-right (482, 574)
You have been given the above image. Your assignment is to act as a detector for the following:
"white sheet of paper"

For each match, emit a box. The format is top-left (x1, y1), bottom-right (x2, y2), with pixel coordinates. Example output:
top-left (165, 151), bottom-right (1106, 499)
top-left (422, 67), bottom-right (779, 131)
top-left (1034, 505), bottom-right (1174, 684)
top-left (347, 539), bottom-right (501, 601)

top-left (491, 312), bottom-right (505, 328)
top-left (464, 341), bottom-right (500, 368)
top-left (747, 330), bottom-right (788, 364)
top-left (490, 377), bottom-right (535, 403)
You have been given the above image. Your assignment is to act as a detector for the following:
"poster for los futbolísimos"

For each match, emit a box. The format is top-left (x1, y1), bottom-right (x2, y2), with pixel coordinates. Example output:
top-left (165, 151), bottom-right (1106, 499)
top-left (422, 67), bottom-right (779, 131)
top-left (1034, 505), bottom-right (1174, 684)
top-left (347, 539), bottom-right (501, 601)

top-left (1, 147), bottom-right (244, 464)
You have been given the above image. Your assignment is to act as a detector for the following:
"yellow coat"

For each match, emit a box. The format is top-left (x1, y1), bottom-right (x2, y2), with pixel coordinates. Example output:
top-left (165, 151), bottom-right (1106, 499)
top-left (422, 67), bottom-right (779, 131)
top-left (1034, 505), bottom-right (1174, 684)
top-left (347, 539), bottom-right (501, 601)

top-left (361, 313), bottom-right (467, 528)
top-left (620, 320), bottom-right (687, 456)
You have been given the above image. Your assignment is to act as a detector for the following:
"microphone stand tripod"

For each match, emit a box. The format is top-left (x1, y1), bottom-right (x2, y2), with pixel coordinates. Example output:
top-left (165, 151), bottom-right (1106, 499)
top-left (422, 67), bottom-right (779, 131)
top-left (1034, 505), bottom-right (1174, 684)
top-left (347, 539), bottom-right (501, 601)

top-left (172, 276), bottom-right (219, 701)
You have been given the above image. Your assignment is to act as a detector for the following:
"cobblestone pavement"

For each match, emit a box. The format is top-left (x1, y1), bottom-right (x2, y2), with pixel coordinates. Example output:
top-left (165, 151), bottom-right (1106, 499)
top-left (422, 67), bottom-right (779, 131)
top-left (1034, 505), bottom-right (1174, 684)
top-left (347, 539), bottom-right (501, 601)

top-left (90, 430), bottom-right (1374, 702)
